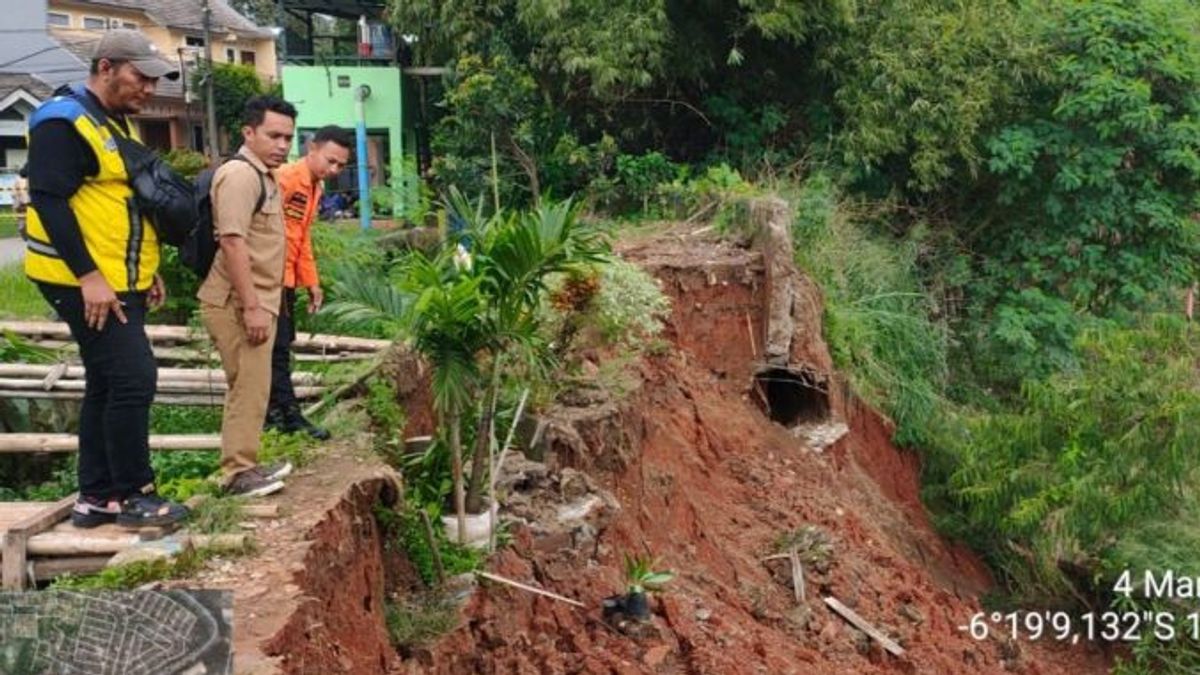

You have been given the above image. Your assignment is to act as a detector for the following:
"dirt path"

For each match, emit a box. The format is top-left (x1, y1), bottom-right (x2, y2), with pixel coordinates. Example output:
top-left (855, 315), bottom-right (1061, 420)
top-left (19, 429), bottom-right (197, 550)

top-left (163, 442), bottom-right (404, 674)
top-left (0, 238), bottom-right (23, 267)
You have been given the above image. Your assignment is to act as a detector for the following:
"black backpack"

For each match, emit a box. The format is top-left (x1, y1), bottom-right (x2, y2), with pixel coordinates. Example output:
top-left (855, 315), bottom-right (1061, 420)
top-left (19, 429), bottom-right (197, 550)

top-left (184, 156), bottom-right (266, 279)
top-left (65, 85), bottom-right (197, 247)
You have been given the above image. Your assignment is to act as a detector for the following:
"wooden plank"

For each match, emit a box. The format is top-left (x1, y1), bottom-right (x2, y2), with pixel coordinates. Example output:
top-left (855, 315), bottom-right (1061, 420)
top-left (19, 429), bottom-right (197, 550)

top-left (30, 555), bottom-right (113, 581)
top-left (2, 494), bottom-right (75, 590)
top-left (0, 433), bottom-right (222, 454)
top-left (823, 596), bottom-right (905, 657)
top-left (789, 547), bottom-right (806, 603)
top-left (0, 503), bottom-right (55, 531)
top-left (27, 528), bottom-right (142, 556)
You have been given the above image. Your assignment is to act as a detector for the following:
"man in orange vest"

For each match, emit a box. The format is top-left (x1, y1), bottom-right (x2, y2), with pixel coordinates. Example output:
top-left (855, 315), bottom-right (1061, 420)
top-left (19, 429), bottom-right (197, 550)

top-left (266, 126), bottom-right (351, 439)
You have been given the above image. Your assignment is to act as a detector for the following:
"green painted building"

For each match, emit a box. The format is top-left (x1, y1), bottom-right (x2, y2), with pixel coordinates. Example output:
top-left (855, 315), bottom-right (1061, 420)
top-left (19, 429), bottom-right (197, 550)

top-left (281, 64), bottom-right (418, 219)
top-left (276, 0), bottom-right (422, 222)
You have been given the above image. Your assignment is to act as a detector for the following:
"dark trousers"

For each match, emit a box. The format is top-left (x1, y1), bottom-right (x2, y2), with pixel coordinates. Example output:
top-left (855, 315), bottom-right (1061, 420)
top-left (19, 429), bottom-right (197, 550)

top-left (38, 283), bottom-right (156, 500)
top-left (268, 288), bottom-right (298, 411)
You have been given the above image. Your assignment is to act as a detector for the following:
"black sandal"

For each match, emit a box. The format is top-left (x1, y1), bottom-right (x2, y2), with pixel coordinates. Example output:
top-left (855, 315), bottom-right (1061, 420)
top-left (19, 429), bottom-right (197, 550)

top-left (117, 490), bottom-right (189, 528)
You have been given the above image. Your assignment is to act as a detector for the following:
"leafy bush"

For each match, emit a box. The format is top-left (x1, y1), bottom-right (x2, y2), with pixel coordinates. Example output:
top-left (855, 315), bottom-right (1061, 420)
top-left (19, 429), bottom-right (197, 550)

top-left (542, 258), bottom-right (670, 357)
top-left (826, 0), bottom-right (1036, 193)
top-left (162, 148), bottom-right (209, 179)
top-left (964, 0), bottom-right (1200, 387)
top-left (196, 63), bottom-right (271, 147)
top-left (365, 377), bottom-right (407, 464)
top-left (153, 246), bottom-right (202, 325)
top-left (377, 501), bottom-right (481, 587)
top-left (932, 316), bottom-right (1200, 605)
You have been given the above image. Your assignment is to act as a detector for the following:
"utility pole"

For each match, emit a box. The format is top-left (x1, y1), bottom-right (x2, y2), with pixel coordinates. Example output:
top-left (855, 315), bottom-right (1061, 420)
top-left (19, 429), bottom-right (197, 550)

top-left (202, 0), bottom-right (220, 163)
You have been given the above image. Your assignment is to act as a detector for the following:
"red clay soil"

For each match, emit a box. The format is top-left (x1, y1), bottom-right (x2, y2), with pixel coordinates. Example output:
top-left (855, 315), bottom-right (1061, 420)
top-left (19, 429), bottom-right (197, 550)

top-left (164, 450), bottom-right (406, 675)
top-left (411, 231), bottom-right (1112, 674)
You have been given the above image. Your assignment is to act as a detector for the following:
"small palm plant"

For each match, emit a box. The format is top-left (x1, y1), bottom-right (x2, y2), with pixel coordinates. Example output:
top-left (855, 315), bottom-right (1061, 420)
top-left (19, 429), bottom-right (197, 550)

top-left (327, 188), bottom-right (608, 542)
top-left (624, 554), bottom-right (675, 594)
top-left (611, 554), bottom-right (674, 620)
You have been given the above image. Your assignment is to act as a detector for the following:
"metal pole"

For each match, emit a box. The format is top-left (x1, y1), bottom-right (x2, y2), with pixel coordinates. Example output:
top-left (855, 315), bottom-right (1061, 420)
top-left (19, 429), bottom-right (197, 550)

top-left (202, 0), bottom-right (220, 163)
top-left (397, 65), bottom-right (405, 217)
top-left (275, 0), bottom-right (286, 79)
top-left (355, 85), bottom-right (371, 231)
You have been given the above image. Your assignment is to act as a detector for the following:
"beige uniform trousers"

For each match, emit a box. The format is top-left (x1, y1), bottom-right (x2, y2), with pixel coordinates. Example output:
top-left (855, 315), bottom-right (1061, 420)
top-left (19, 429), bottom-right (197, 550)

top-left (201, 302), bottom-right (278, 481)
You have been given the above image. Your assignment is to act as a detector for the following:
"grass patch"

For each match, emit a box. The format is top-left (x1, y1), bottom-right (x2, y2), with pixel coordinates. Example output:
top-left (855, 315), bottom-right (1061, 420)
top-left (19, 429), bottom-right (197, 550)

top-left (259, 428), bottom-right (320, 469)
top-left (0, 264), bottom-right (48, 320)
top-left (788, 174), bottom-right (949, 447)
top-left (149, 405), bottom-right (223, 434)
top-left (186, 495), bottom-right (246, 534)
top-left (0, 211), bottom-right (18, 239)
top-left (50, 542), bottom-right (251, 590)
top-left (152, 451), bottom-right (220, 502)
top-left (385, 592), bottom-right (461, 649)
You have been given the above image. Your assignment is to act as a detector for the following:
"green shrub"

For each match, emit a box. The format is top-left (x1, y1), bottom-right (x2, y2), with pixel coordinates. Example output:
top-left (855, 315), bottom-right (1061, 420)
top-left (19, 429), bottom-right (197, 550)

top-left (385, 593), bottom-right (460, 649)
top-left (162, 148), bottom-right (208, 179)
top-left (790, 174), bottom-right (948, 446)
top-left (366, 377), bottom-right (407, 464)
top-left (932, 316), bottom-right (1200, 605)
top-left (377, 501), bottom-right (481, 587)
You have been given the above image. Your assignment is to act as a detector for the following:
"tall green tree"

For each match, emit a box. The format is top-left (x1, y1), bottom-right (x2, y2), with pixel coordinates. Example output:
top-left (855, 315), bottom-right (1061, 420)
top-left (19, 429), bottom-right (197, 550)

top-left (968, 0), bottom-right (1200, 384)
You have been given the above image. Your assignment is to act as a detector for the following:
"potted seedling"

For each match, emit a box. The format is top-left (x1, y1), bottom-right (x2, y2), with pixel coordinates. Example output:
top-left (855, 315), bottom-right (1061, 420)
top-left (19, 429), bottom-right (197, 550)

top-left (604, 554), bottom-right (675, 623)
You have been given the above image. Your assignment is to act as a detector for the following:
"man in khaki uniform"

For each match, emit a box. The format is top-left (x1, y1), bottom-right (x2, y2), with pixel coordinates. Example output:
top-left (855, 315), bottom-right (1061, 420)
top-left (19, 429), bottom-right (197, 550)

top-left (198, 96), bottom-right (297, 497)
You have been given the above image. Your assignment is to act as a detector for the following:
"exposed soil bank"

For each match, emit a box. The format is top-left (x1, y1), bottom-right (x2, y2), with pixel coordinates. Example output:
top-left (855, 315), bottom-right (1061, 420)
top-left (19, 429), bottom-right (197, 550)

top-left (191, 211), bottom-right (1110, 674)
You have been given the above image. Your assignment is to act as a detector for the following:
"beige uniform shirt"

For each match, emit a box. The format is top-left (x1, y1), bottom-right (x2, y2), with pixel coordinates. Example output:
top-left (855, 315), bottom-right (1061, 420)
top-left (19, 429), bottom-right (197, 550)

top-left (197, 147), bottom-right (285, 316)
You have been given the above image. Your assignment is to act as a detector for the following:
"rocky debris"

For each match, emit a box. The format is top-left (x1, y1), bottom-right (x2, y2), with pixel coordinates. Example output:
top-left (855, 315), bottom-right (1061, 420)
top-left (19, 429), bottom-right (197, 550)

top-left (497, 456), bottom-right (620, 556)
top-left (793, 420), bottom-right (850, 453)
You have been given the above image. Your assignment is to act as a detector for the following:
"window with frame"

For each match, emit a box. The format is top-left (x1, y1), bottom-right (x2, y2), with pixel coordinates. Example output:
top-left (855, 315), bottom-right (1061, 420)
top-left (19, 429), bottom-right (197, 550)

top-left (240, 51), bottom-right (255, 66)
top-left (83, 16), bottom-right (107, 30)
top-left (46, 12), bottom-right (70, 27)
top-left (225, 48), bottom-right (236, 63)
top-left (185, 36), bottom-right (205, 47)
top-left (122, 22), bottom-right (137, 30)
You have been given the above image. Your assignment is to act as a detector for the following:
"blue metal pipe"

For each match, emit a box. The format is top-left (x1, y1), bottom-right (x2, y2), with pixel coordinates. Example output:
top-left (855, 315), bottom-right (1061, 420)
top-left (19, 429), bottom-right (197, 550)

top-left (355, 84), bottom-right (371, 231)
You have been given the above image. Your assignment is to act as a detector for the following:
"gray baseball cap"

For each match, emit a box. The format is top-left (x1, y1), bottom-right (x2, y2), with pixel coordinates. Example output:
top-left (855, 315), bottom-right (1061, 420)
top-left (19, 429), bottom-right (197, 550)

top-left (93, 30), bottom-right (180, 80)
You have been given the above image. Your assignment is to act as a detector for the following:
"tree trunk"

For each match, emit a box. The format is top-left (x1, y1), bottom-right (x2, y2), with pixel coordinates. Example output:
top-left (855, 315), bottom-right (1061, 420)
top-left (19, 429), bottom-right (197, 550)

top-left (448, 405), bottom-right (467, 544)
top-left (507, 135), bottom-right (541, 208)
top-left (465, 364), bottom-right (501, 513)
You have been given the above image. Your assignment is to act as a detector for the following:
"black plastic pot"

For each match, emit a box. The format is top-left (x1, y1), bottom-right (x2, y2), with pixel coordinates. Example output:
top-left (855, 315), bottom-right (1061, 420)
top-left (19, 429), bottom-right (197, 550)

top-left (602, 591), bottom-right (651, 622)
top-left (623, 591), bottom-right (650, 620)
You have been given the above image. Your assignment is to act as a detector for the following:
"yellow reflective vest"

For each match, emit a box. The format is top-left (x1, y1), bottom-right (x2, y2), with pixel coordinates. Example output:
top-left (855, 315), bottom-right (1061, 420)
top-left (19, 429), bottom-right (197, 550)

top-left (23, 90), bottom-right (158, 291)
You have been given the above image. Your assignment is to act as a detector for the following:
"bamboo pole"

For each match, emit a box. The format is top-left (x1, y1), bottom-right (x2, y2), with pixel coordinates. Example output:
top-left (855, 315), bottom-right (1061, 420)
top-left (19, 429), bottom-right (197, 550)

top-left (37, 342), bottom-right (372, 363)
top-left (0, 364), bottom-right (320, 385)
top-left (0, 434), bottom-right (221, 454)
top-left (476, 571), bottom-right (586, 608)
top-left (302, 362), bottom-right (380, 418)
top-left (0, 378), bottom-right (325, 396)
top-left (25, 532), bottom-right (248, 556)
top-left (0, 320), bottom-right (390, 353)
top-left (0, 386), bottom-right (323, 404)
